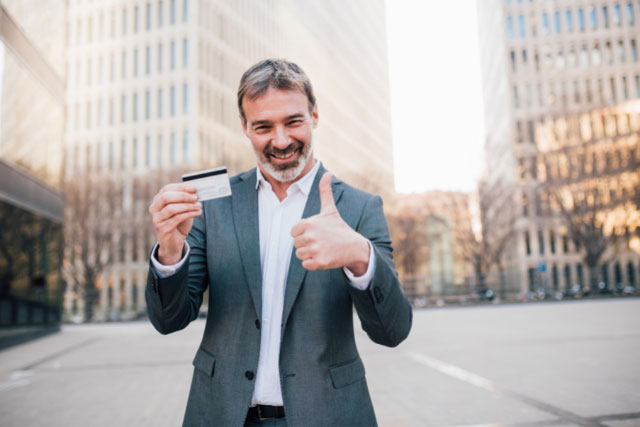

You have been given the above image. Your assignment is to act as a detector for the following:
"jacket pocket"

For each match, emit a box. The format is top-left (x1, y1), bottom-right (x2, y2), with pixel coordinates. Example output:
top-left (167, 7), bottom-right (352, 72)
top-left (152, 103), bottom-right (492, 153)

top-left (329, 358), bottom-right (365, 389)
top-left (192, 347), bottom-right (216, 377)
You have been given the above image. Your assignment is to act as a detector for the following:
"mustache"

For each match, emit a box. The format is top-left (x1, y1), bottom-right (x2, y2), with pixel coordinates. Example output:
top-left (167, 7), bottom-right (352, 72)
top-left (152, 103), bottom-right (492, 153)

top-left (264, 141), bottom-right (303, 157)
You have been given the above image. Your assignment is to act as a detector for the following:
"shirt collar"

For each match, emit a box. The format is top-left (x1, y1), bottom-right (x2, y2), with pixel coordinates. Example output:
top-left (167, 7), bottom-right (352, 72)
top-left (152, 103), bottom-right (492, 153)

top-left (255, 159), bottom-right (321, 197)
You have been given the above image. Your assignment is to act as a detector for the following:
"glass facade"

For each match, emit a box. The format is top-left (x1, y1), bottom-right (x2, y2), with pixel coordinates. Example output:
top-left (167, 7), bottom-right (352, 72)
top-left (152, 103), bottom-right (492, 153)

top-left (0, 2), bottom-right (65, 342)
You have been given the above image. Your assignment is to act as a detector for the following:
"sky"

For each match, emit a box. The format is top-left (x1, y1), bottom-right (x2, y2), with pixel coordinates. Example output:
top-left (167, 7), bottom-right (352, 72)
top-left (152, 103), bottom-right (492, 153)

top-left (386, 0), bottom-right (486, 194)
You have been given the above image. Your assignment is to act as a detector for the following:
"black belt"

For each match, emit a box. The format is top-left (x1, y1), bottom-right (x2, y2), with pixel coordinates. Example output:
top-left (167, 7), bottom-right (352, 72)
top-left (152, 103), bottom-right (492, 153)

top-left (247, 405), bottom-right (286, 420)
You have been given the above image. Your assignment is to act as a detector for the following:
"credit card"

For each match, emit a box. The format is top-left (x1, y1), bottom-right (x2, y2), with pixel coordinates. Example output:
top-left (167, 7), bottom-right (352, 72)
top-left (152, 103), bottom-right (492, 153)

top-left (181, 166), bottom-right (232, 201)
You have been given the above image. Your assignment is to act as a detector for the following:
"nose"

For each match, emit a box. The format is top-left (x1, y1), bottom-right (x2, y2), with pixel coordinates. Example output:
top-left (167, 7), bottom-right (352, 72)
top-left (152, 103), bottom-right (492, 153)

top-left (272, 125), bottom-right (290, 149)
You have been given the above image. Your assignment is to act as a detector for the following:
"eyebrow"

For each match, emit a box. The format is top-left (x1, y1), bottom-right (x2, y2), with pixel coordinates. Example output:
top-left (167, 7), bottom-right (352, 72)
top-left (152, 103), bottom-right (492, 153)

top-left (250, 114), bottom-right (305, 128)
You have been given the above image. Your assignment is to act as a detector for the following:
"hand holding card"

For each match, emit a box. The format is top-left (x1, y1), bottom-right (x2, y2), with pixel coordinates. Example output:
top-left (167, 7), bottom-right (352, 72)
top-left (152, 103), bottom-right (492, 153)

top-left (181, 166), bottom-right (232, 201)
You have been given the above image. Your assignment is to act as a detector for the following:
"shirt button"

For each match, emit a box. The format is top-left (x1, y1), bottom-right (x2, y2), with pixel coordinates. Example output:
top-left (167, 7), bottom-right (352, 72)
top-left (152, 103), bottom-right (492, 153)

top-left (255, 319), bottom-right (261, 330)
top-left (245, 370), bottom-right (255, 380)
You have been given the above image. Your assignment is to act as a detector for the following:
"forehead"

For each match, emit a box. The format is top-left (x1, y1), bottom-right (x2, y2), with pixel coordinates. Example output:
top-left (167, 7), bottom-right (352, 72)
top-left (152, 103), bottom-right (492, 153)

top-left (242, 87), bottom-right (309, 122)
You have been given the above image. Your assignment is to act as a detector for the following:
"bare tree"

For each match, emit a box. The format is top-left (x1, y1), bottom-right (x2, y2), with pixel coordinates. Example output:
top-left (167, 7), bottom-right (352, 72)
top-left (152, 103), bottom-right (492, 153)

top-left (63, 175), bottom-right (120, 322)
top-left (454, 180), bottom-right (519, 299)
top-left (387, 211), bottom-right (428, 295)
top-left (541, 149), bottom-right (637, 292)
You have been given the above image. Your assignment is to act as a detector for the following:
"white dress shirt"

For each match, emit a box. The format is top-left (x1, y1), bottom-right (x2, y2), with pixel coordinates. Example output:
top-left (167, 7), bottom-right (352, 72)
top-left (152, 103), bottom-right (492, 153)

top-left (151, 160), bottom-right (376, 406)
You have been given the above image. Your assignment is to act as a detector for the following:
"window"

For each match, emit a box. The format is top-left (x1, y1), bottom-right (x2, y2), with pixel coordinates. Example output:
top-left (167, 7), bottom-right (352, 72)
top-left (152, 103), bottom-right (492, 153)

top-left (635, 75), bottom-right (640, 98)
top-left (110, 54), bottom-right (115, 81)
top-left (158, 43), bottom-right (163, 72)
top-left (157, 135), bottom-right (163, 167)
top-left (554, 11), bottom-right (561, 33)
top-left (578, 8), bottom-right (585, 30)
top-left (618, 40), bottom-right (626, 63)
top-left (632, 39), bottom-right (638, 62)
top-left (122, 8), bottom-right (127, 35)
top-left (506, 16), bottom-right (514, 39)
top-left (146, 3), bottom-right (152, 30)
top-left (623, 76), bottom-right (629, 99)
top-left (576, 263), bottom-right (584, 285)
top-left (170, 40), bottom-right (176, 70)
top-left (183, 0), bottom-right (188, 22)
top-left (170, 85), bottom-right (176, 115)
top-left (528, 268), bottom-right (536, 291)
top-left (562, 235), bottom-right (569, 253)
top-left (170, 132), bottom-right (177, 164)
top-left (627, 2), bottom-right (635, 25)
top-left (109, 98), bottom-right (114, 125)
top-left (134, 48), bottom-right (139, 76)
top-left (97, 99), bottom-right (103, 127)
top-left (109, 141), bottom-right (114, 170)
top-left (513, 85), bottom-right (520, 108)
top-left (145, 136), bottom-right (151, 167)
top-left (603, 6), bottom-right (609, 28)
top-left (145, 90), bottom-right (151, 119)
top-left (183, 38), bottom-right (189, 67)
top-left (542, 12), bottom-right (549, 34)
top-left (121, 95), bottom-right (126, 123)
top-left (538, 230), bottom-right (545, 254)
top-left (121, 139), bottom-right (126, 169)
top-left (121, 51), bottom-right (127, 79)
top-left (565, 9), bottom-right (573, 31)
top-left (550, 231), bottom-right (556, 254)
top-left (510, 50), bottom-right (516, 72)
top-left (183, 83), bottom-right (189, 113)
top-left (171, 0), bottom-right (176, 25)
top-left (552, 264), bottom-right (559, 291)
top-left (183, 130), bottom-right (189, 162)
top-left (614, 4), bottom-right (622, 26)
top-left (157, 88), bottom-right (163, 117)
top-left (518, 14), bottom-right (526, 38)
top-left (610, 76), bottom-right (617, 101)
top-left (590, 7), bottom-right (597, 28)
top-left (133, 137), bottom-right (138, 168)
top-left (133, 92), bottom-right (138, 121)
top-left (158, 0), bottom-right (163, 27)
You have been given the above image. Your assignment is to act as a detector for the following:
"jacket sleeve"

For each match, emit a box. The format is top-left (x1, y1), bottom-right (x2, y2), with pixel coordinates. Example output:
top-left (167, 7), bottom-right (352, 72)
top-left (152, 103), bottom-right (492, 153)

top-left (346, 194), bottom-right (413, 347)
top-left (145, 212), bottom-right (209, 335)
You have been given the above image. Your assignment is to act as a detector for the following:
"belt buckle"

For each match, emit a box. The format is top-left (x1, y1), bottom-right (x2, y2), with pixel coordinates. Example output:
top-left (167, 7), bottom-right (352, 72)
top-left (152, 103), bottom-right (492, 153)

top-left (257, 406), bottom-right (271, 421)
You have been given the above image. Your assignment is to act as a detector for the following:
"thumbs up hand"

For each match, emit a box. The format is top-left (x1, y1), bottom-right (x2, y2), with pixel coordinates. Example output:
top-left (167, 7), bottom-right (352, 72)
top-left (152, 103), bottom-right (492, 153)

top-left (291, 172), bottom-right (370, 275)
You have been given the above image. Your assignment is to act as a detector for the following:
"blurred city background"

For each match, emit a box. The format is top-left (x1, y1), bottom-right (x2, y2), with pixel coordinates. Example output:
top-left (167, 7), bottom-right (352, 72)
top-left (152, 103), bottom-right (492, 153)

top-left (0, 0), bottom-right (638, 426)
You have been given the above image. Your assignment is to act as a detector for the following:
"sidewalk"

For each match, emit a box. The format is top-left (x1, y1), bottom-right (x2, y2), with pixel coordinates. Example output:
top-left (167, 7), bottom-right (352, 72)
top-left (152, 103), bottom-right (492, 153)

top-left (1, 298), bottom-right (639, 426)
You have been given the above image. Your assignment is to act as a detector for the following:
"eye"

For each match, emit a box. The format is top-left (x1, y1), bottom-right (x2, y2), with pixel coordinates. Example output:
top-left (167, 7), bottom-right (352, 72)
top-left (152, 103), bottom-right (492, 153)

top-left (287, 120), bottom-right (303, 126)
top-left (254, 125), bottom-right (271, 133)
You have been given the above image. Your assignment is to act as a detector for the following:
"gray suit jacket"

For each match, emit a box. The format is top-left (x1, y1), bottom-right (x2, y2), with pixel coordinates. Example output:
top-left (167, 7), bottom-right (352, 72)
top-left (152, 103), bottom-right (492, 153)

top-left (145, 165), bottom-right (412, 426)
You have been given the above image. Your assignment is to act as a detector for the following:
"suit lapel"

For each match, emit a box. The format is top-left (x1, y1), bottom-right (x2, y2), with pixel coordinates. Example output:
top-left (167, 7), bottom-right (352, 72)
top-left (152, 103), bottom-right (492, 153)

top-left (281, 165), bottom-right (344, 335)
top-left (232, 169), bottom-right (263, 318)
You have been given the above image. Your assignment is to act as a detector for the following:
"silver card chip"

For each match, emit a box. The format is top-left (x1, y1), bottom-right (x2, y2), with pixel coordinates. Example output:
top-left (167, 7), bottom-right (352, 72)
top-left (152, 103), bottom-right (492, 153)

top-left (181, 166), bottom-right (232, 201)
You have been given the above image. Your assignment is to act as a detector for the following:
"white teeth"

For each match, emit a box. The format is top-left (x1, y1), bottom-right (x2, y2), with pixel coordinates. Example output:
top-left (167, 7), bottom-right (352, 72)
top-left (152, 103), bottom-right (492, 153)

top-left (272, 152), bottom-right (295, 159)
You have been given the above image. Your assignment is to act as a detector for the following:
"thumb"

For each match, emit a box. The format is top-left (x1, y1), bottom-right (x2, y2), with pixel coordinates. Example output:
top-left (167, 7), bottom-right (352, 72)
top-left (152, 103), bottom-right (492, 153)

top-left (319, 172), bottom-right (336, 213)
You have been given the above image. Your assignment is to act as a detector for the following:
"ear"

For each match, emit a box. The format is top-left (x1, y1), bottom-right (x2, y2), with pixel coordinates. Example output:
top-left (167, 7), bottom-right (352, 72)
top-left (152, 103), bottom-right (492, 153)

top-left (311, 104), bottom-right (319, 129)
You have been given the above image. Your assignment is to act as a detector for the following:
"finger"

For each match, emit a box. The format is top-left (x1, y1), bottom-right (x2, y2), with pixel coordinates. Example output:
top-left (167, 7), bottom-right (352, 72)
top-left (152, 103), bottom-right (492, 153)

top-left (150, 191), bottom-right (198, 213)
top-left (159, 183), bottom-right (196, 194)
top-left (319, 172), bottom-right (336, 214)
top-left (302, 259), bottom-right (319, 270)
top-left (161, 209), bottom-right (201, 232)
top-left (155, 202), bottom-right (201, 224)
top-left (293, 235), bottom-right (308, 249)
top-left (290, 220), bottom-right (307, 237)
top-left (295, 247), bottom-right (314, 260)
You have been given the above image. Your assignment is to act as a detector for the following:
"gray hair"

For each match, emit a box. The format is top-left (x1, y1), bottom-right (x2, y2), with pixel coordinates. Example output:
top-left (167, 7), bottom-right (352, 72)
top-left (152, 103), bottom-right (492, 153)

top-left (237, 59), bottom-right (316, 124)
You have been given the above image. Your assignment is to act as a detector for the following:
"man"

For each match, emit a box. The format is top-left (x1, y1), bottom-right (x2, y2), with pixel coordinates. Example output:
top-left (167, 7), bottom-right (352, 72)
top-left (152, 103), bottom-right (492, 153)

top-left (146, 59), bottom-right (412, 427)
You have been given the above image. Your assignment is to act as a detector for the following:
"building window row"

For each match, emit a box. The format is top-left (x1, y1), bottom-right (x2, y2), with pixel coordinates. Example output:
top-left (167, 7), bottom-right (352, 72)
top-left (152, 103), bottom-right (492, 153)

top-left (71, 39), bottom-right (189, 87)
top-left (72, 83), bottom-right (189, 130)
top-left (509, 39), bottom-right (638, 75)
top-left (68, 130), bottom-right (192, 175)
top-left (506, 3), bottom-right (639, 39)
top-left (512, 73), bottom-right (640, 109)
top-left (527, 260), bottom-right (639, 291)
top-left (72, 0), bottom-right (189, 44)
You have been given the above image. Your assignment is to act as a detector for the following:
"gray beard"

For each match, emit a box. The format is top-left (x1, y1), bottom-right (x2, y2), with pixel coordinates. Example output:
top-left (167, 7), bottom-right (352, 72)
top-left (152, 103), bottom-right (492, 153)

top-left (254, 139), bottom-right (314, 183)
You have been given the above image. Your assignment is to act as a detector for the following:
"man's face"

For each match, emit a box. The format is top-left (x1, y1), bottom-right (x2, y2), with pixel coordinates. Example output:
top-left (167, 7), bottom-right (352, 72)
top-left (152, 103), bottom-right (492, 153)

top-left (241, 87), bottom-right (318, 183)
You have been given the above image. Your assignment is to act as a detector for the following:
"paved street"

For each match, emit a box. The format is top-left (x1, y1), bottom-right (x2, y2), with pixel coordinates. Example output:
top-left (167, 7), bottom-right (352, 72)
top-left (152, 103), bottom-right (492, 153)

top-left (1, 298), bottom-right (639, 427)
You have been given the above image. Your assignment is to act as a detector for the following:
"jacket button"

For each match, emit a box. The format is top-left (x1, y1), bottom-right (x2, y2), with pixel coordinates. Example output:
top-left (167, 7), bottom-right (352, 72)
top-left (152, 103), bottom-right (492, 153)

top-left (255, 319), bottom-right (261, 330)
top-left (245, 370), bottom-right (255, 380)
